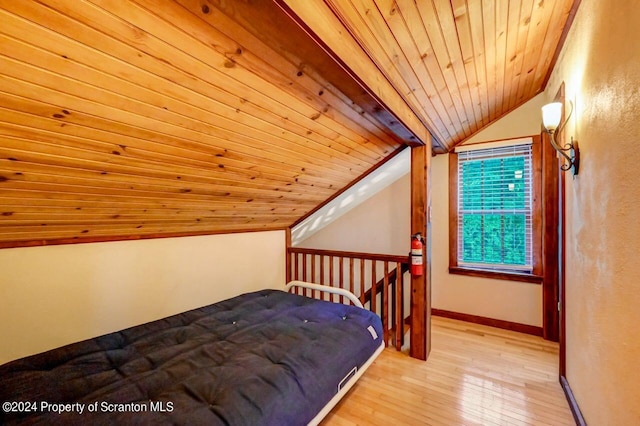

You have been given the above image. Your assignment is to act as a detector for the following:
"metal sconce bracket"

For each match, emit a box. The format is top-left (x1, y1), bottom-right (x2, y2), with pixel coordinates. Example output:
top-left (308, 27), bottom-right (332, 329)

top-left (548, 132), bottom-right (579, 176)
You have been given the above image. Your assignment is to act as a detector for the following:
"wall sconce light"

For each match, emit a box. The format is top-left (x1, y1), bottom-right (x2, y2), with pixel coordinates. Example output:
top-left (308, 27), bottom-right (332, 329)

top-left (541, 101), bottom-right (579, 175)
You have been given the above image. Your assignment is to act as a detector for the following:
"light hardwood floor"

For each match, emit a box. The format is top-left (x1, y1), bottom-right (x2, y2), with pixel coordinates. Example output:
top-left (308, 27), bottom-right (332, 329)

top-left (323, 316), bottom-right (574, 426)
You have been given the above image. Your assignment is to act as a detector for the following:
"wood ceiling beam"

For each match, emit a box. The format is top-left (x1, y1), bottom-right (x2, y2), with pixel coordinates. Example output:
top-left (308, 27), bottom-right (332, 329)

top-left (0, 225), bottom-right (288, 250)
top-left (214, 0), bottom-right (434, 149)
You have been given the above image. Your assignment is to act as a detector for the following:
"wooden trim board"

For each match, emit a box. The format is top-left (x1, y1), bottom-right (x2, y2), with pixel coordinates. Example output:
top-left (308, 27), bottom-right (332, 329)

top-left (273, 0), bottom-right (433, 148)
top-left (0, 227), bottom-right (286, 249)
top-left (448, 266), bottom-right (543, 284)
top-left (432, 308), bottom-right (543, 337)
top-left (285, 227), bottom-right (292, 284)
top-left (560, 375), bottom-right (587, 426)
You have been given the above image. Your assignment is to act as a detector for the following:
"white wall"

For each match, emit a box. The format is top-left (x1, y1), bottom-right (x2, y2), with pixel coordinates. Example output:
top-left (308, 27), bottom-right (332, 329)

top-left (295, 173), bottom-right (410, 255)
top-left (0, 230), bottom-right (285, 364)
top-left (544, 1), bottom-right (640, 423)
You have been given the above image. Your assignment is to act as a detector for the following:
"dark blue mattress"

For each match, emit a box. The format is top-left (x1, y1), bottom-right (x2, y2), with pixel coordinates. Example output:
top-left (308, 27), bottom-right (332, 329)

top-left (0, 289), bottom-right (382, 425)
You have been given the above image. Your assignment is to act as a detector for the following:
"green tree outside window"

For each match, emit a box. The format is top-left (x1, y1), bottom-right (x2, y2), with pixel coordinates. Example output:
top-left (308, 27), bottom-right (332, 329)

top-left (458, 146), bottom-right (533, 272)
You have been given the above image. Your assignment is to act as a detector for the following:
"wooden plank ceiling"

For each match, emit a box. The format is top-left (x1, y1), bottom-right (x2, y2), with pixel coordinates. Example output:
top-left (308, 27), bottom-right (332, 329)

top-left (281, 0), bottom-right (577, 148)
top-left (0, 0), bottom-right (576, 247)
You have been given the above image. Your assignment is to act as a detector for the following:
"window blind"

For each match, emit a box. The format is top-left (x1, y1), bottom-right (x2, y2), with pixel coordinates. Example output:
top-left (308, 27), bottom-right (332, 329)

top-left (457, 143), bottom-right (533, 272)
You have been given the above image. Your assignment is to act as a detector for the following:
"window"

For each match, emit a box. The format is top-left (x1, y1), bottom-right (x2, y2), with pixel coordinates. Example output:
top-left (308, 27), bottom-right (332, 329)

top-left (449, 137), bottom-right (542, 282)
top-left (458, 144), bottom-right (532, 271)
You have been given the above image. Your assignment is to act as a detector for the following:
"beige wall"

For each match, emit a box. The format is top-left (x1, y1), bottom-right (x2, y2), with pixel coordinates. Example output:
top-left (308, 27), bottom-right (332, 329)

top-left (544, 1), bottom-right (640, 424)
top-left (296, 173), bottom-right (410, 255)
top-left (431, 154), bottom-right (541, 326)
top-left (298, 109), bottom-right (544, 326)
top-left (431, 94), bottom-right (546, 327)
top-left (298, 93), bottom-right (547, 325)
top-left (0, 231), bottom-right (285, 364)
top-left (463, 93), bottom-right (546, 145)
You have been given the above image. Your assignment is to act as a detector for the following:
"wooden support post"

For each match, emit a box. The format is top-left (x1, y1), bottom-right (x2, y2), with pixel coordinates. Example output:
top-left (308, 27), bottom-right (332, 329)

top-left (285, 227), bottom-right (291, 284)
top-left (349, 257), bottom-right (355, 296)
top-left (329, 256), bottom-right (334, 302)
top-left (339, 257), bottom-right (345, 304)
top-left (359, 259), bottom-right (365, 305)
top-left (302, 254), bottom-right (308, 292)
top-left (311, 254), bottom-right (317, 299)
top-left (410, 143), bottom-right (431, 360)
top-left (294, 253), bottom-right (299, 294)
top-left (371, 260), bottom-right (377, 315)
top-left (320, 256), bottom-right (325, 301)
top-left (396, 261), bottom-right (403, 350)
top-left (383, 261), bottom-right (389, 346)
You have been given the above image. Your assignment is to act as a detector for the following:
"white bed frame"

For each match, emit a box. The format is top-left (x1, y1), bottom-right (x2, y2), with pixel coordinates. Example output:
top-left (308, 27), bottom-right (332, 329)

top-left (285, 280), bottom-right (365, 308)
top-left (285, 280), bottom-right (385, 426)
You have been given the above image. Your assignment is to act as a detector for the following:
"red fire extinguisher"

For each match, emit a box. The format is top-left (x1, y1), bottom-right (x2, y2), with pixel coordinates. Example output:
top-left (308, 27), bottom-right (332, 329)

top-left (410, 233), bottom-right (424, 276)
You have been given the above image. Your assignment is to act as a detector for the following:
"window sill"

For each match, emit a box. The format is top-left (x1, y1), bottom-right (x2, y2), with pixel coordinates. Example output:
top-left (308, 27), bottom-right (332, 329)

top-left (448, 266), bottom-right (543, 284)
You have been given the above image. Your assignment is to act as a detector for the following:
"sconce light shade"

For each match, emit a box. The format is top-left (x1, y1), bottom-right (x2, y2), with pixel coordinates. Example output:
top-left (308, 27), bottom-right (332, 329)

top-left (541, 102), bottom-right (563, 131)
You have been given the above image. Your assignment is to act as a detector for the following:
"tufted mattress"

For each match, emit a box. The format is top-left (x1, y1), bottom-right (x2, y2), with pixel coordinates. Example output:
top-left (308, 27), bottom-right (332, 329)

top-left (0, 289), bottom-right (383, 425)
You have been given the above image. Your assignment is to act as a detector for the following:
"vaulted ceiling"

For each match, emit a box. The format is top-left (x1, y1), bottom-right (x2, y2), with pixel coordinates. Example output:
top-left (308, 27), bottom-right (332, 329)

top-left (280, 0), bottom-right (577, 149)
top-left (0, 0), bottom-right (577, 247)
